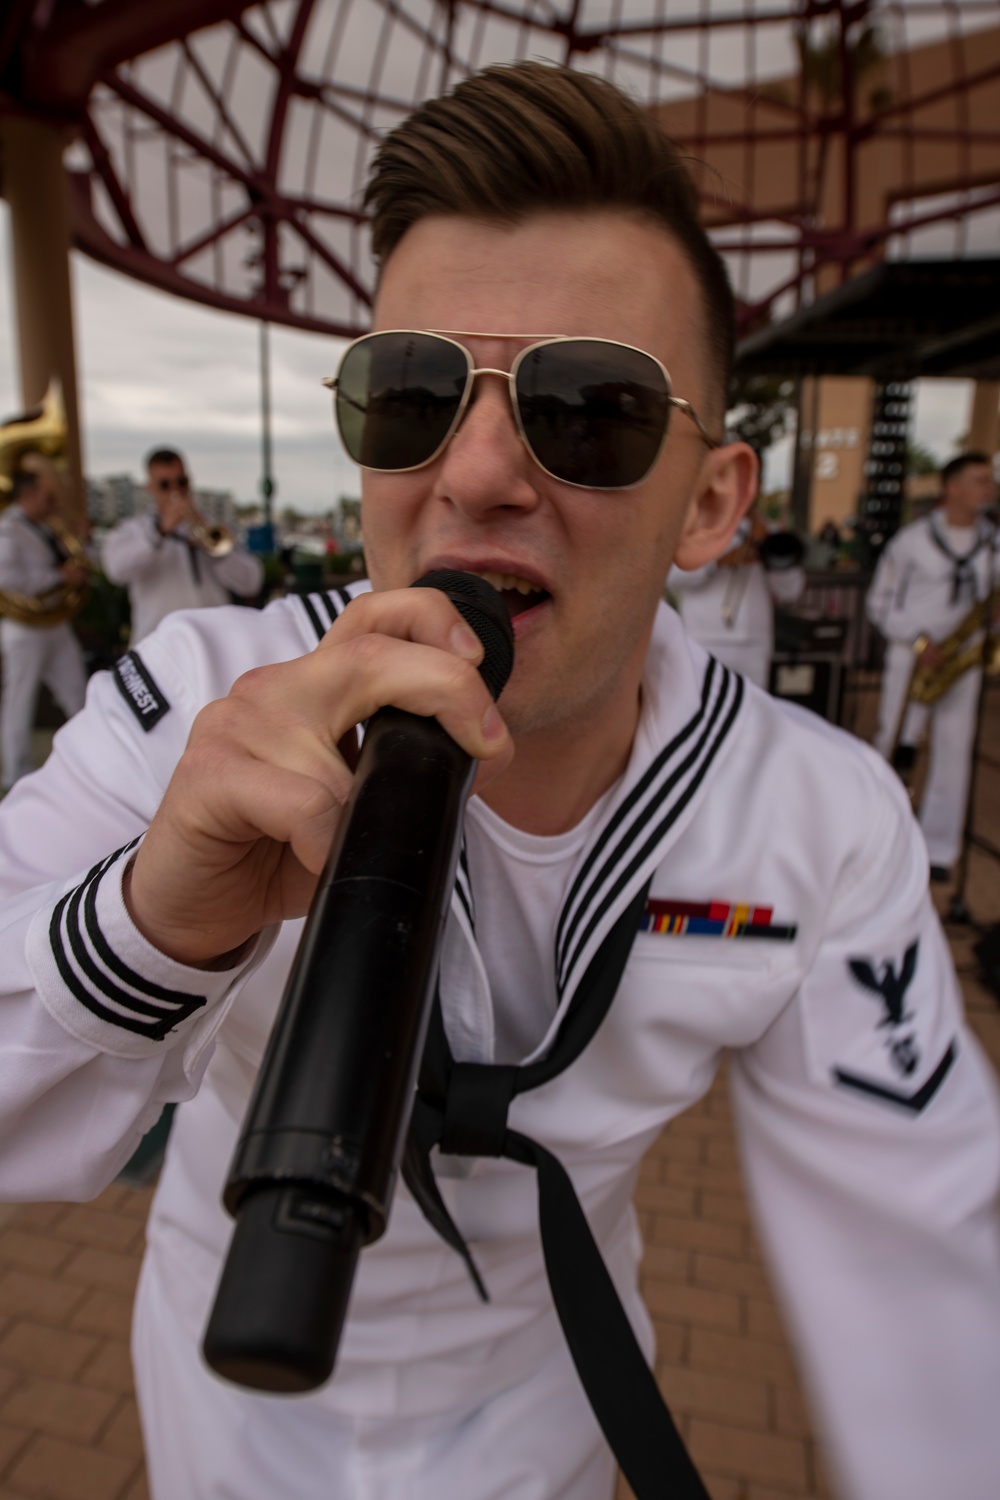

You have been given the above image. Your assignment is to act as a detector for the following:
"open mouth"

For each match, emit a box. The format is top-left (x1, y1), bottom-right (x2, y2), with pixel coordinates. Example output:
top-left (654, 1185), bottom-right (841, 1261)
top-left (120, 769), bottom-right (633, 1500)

top-left (472, 570), bottom-right (551, 620)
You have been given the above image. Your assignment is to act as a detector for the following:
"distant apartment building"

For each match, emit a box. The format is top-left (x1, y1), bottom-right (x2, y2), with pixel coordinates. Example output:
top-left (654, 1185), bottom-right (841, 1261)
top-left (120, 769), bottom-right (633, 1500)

top-left (195, 489), bottom-right (235, 527)
top-left (86, 475), bottom-right (235, 530)
top-left (86, 473), bottom-right (141, 527)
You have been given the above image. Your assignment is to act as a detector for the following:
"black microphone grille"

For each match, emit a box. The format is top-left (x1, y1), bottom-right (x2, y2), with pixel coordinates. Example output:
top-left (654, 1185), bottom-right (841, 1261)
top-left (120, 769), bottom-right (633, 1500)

top-left (411, 570), bottom-right (515, 701)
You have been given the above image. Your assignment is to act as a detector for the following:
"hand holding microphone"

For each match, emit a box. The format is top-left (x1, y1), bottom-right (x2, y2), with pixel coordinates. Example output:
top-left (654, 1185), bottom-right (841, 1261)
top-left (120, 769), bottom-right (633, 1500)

top-left (125, 578), bottom-right (513, 969)
top-left (201, 571), bottom-right (514, 1392)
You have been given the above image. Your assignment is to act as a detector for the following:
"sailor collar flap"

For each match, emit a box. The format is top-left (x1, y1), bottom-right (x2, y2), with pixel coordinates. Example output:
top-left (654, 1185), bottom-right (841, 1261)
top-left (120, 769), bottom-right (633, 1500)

top-left (447, 620), bottom-right (746, 1056)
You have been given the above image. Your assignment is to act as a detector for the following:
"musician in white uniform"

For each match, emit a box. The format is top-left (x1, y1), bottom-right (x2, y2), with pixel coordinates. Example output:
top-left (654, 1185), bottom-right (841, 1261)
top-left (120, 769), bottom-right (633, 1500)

top-left (1, 65), bottom-right (999, 1500)
top-left (667, 512), bottom-right (806, 688)
top-left (102, 448), bottom-right (263, 644)
top-left (0, 455), bottom-right (87, 790)
top-left (867, 452), bottom-right (998, 879)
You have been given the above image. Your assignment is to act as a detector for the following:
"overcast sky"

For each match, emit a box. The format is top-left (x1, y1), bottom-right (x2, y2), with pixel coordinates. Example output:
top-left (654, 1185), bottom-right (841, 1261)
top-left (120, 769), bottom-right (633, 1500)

top-left (0, 202), bottom-right (358, 516)
top-left (0, 201), bottom-right (977, 515)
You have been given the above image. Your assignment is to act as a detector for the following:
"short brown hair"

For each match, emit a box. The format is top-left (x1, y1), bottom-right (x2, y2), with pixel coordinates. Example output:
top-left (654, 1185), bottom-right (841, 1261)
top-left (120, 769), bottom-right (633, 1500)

top-left (146, 448), bottom-right (185, 472)
top-left (942, 452), bottom-right (991, 486)
top-left (364, 62), bottom-right (735, 408)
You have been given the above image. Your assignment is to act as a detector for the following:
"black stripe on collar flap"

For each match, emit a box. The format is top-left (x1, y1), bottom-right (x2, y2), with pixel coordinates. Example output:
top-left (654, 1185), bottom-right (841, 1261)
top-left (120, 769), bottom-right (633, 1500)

top-left (555, 659), bottom-right (744, 1007)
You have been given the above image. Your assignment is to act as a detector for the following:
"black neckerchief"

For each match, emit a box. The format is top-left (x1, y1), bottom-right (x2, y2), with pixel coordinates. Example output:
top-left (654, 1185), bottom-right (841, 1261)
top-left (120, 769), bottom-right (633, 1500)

top-left (928, 514), bottom-right (988, 605)
top-left (401, 656), bottom-right (744, 1497)
top-left (403, 877), bottom-right (709, 1500)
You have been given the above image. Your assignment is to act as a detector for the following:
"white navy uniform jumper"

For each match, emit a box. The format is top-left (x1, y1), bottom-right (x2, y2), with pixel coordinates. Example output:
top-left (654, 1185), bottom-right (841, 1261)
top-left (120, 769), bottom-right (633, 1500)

top-left (867, 510), bottom-right (1000, 867)
top-left (667, 518), bottom-right (806, 690)
top-left (0, 505), bottom-right (87, 789)
top-left (102, 512), bottom-right (264, 644)
top-left (1, 585), bottom-right (999, 1500)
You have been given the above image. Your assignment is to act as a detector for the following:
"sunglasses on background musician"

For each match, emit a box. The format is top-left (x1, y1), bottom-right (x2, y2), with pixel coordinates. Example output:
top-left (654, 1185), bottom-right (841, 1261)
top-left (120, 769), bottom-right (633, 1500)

top-left (324, 331), bottom-right (722, 493)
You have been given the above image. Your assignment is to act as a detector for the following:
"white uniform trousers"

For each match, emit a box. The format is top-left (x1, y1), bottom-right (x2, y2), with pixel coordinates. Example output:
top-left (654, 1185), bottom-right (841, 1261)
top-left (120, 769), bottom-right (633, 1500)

top-left (874, 640), bottom-right (980, 867)
top-left (0, 619), bottom-right (86, 790)
top-left (133, 1249), bottom-right (615, 1500)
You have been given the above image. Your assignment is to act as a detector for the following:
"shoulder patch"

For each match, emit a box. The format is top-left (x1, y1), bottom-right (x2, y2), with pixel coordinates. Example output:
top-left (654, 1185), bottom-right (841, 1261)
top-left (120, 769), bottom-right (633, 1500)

top-left (114, 651), bottom-right (170, 731)
top-left (811, 936), bottom-right (957, 1114)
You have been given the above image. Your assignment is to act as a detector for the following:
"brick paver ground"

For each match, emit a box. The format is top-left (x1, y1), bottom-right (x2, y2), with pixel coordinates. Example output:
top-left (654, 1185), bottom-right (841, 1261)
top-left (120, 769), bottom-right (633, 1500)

top-left (2, 702), bottom-right (1000, 1500)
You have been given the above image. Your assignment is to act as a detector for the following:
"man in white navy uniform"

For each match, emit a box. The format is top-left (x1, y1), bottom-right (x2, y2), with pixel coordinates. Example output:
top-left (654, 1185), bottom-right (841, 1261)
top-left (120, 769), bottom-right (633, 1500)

top-left (867, 452), bottom-right (998, 880)
top-left (0, 454), bottom-right (87, 789)
top-left (1, 65), bottom-right (999, 1500)
top-left (102, 448), bottom-right (263, 644)
top-left (667, 510), bottom-right (806, 688)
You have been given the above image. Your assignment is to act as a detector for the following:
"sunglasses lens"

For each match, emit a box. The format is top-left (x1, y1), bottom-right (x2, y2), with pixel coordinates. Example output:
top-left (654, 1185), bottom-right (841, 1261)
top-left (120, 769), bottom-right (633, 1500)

top-left (336, 333), bottom-right (469, 470)
top-left (515, 340), bottom-right (670, 488)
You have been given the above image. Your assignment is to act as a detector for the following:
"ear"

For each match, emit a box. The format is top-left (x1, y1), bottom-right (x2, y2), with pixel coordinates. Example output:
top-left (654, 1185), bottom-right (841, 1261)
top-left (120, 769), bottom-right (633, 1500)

top-left (672, 442), bottom-right (759, 571)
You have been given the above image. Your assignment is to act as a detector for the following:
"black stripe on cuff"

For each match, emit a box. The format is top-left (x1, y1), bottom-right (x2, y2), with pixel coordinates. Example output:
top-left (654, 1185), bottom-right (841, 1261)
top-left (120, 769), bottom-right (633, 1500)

top-left (48, 842), bottom-right (208, 1042)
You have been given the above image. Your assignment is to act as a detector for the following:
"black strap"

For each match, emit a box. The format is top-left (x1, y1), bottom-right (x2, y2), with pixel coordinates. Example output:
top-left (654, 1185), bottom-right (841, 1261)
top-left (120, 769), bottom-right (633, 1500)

top-left (24, 515), bottom-right (69, 567)
top-left (402, 878), bottom-right (709, 1500)
top-left (185, 538), bottom-right (202, 585)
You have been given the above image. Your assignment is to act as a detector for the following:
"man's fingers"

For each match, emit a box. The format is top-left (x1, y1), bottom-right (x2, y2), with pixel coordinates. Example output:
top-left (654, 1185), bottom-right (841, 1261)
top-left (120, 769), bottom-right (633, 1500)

top-left (321, 635), bottom-right (511, 762)
top-left (227, 632), bottom-right (511, 766)
top-left (189, 690), bottom-right (357, 809)
top-left (128, 581), bottom-right (514, 965)
top-left (169, 729), bottom-right (351, 858)
top-left (322, 586), bottom-right (486, 666)
top-left (472, 737), bottom-right (516, 795)
top-left (129, 760), bottom-right (349, 963)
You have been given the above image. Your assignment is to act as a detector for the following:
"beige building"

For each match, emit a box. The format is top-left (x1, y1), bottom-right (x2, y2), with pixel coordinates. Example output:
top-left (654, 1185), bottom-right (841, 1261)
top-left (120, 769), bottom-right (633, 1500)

top-left (798, 378), bottom-right (872, 531)
top-left (653, 24), bottom-right (1000, 533)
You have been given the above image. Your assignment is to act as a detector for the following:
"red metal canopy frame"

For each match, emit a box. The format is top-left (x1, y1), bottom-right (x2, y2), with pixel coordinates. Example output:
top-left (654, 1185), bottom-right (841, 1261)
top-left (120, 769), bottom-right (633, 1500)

top-left (1, 0), bottom-right (998, 342)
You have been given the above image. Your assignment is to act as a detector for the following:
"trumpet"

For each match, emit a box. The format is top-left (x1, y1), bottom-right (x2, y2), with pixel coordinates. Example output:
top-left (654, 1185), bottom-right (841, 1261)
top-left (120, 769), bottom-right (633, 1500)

top-left (189, 522), bottom-right (235, 558)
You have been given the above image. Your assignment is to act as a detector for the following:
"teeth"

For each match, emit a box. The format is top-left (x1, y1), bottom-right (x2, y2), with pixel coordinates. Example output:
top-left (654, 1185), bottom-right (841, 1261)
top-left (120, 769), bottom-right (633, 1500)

top-left (474, 571), bottom-right (539, 595)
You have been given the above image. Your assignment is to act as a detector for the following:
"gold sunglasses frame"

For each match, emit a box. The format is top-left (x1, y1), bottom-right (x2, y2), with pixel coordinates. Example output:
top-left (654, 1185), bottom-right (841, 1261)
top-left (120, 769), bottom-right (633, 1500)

top-left (322, 330), bottom-right (722, 492)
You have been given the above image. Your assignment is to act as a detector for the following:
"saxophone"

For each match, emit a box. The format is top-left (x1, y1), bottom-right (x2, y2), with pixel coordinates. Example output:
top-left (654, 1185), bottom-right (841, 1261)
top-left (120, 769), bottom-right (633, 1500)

top-left (0, 382), bottom-right (90, 627)
top-left (909, 591), bottom-right (1000, 706)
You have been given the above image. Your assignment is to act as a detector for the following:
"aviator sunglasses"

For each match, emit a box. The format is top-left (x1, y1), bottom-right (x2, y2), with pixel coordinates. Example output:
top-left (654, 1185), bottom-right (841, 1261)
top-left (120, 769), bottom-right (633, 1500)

top-left (324, 330), bottom-right (721, 491)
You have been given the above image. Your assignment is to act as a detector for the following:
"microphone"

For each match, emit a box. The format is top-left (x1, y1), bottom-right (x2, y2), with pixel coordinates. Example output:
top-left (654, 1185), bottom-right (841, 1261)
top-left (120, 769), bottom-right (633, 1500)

top-left (202, 570), bottom-right (514, 1393)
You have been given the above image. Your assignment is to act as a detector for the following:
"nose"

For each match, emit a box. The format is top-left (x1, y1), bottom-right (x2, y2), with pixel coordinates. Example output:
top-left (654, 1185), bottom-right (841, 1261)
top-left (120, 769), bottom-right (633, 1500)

top-left (431, 373), bottom-right (541, 520)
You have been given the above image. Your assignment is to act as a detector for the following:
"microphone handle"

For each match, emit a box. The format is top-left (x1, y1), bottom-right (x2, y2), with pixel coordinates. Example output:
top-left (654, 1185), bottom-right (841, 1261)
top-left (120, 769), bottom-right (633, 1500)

top-left (203, 706), bottom-right (474, 1393)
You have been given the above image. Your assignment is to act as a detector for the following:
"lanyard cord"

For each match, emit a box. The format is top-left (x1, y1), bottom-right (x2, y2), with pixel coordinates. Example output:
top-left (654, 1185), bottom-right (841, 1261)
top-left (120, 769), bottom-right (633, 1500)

top-left (402, 877), bottom-right (709, 1500)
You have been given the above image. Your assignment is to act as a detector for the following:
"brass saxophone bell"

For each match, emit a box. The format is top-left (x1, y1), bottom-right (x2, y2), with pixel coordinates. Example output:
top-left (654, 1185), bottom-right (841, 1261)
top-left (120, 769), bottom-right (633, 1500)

top-left (0, 380), bottom-right (90, 628)
top-left (0, 381), bottom-right (67, 499)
